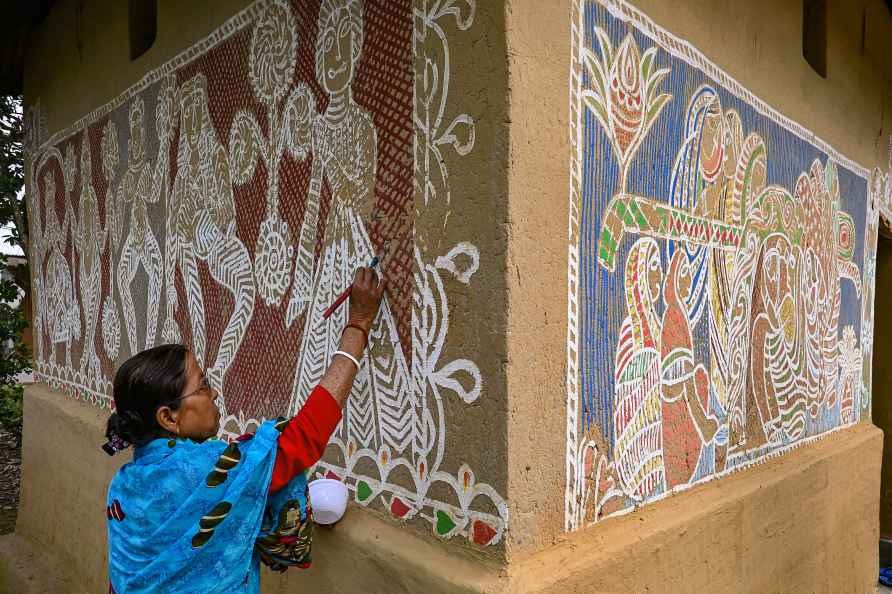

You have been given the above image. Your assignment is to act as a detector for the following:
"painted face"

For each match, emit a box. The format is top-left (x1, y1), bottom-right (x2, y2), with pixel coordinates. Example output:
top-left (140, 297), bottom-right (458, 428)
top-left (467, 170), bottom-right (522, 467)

top-left (129, 104), bottom-right (145, 162)
top-left (181, 84), bottom-right (204, 151)
top-left (321, 9), bottom-right (355, 95)
top-left (175, 352), bottom-right (221, 441)
top-left (646, 249), bottom-right (662, 303)
top-left (698, 106), bottom-right (724, 183)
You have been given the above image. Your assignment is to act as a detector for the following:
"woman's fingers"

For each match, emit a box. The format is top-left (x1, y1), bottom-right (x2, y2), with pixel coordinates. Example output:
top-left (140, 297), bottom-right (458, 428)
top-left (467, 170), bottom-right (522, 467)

top-left (348, 266), bottom-right (385, 327)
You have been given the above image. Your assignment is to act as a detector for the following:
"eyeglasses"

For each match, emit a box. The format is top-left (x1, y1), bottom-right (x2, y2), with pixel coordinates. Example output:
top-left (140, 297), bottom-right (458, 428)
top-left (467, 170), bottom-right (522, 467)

top-left (160, 373), bottom-right (219, 408)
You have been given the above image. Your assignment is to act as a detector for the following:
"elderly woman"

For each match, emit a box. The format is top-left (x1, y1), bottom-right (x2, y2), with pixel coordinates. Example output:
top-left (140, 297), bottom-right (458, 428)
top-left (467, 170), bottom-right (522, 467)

top-left (104, 268), bottom-right (383, 593)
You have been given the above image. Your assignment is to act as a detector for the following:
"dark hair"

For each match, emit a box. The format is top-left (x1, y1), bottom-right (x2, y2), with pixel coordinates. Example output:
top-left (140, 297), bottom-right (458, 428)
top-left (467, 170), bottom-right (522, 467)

top-left (105, 344), bottom-right (189, 448)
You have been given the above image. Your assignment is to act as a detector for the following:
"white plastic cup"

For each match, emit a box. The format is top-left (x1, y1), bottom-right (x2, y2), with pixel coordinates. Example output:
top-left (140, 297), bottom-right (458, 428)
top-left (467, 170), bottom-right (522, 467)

top-left (309, 478), bottom-right (348, 525)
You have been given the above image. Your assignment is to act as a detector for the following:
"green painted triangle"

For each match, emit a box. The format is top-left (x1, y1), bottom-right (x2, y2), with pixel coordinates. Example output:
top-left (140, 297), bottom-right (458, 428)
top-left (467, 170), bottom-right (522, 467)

top-left (435, 510), bottom-right (456, 535)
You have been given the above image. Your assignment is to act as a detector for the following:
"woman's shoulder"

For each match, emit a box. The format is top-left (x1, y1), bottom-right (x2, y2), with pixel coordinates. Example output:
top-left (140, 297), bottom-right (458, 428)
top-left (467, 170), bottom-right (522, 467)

top-left (109, 438), bottom-right (231, 498)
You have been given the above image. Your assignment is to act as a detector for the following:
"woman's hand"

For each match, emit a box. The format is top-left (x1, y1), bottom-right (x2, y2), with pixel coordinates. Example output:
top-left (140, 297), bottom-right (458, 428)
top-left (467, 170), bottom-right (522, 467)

top-left (319, 267), bottom-right (384, 408)
top-left (348, 266), bottom-right (385, 331)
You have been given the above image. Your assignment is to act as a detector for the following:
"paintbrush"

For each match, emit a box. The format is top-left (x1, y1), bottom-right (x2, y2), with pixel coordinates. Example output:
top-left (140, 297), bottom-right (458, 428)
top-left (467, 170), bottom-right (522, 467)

top-left (322, 256), bottom-right (380, 320)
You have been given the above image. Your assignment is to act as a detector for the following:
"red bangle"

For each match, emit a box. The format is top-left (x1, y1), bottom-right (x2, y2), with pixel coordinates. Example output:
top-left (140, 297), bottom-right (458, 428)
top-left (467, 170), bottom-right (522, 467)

top-left (342, 323), bottom-right (369, 349)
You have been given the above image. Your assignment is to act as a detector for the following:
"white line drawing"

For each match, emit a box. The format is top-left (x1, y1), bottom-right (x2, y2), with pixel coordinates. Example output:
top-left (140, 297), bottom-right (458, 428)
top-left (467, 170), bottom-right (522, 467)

top-left (71, 132), bottom-right (107, 389)
top-left (114, 95), bottom-right (166, 355)
top-left (41, 145), bottom-right (80, 370)
top-left (100, 119), bottom-right (123, 361)
top-left (29, 0), bottom-right (507, 546)
top-left (167, 73), bottom-right (256, 411)
top-left (233, 0), bottom-right (297, 308)
top-left (284, 0), bottom-right (415, 466)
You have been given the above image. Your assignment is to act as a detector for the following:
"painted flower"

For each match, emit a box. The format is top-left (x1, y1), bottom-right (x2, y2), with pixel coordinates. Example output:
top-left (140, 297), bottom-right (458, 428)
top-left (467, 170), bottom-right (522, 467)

top-left (228, 110), bottom-right (263, 186)
top-left (283, 83), bottom-right (316, 161)
top-left (583, 29), bottom-right (670, 185)
top-left (255, 216), bottom-right (294, 306)
top-left (248, 0), bottom-right (297, 105)
top-left (102, 298), bottom-right (120, 359)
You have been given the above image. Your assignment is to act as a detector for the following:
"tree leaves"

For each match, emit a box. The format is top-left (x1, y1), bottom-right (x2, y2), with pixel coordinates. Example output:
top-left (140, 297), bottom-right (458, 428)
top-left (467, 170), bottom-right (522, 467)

top-left (0, 96), bottom-right (26, 260)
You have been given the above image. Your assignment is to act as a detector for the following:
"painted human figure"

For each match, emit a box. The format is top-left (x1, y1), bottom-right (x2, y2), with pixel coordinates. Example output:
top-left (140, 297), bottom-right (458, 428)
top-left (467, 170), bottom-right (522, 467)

top-left (797, 160), bottom-right (861, 418)
top-left (167, 73), bottom-right (255, 406)
top-left (860, 168), bottom-right (883, 409)
top-left (28, 174), bottom-right (48, 365)
top-left (667, 87), bottom-right (724, 329)
top-left (612, 237), bottom-right (665, 501)
top-left (660, 249), bottom-right (718, 488)
top-left (116, 97), bottom-right (165, 354)
top-left (42, 165), bottom-right (80, 368)
top-left (72, 133), bottom-right (107, 387)
top-left (288, 0), bottom-right (414, 458)
top-left (746, 232), bottom-right (799, 446)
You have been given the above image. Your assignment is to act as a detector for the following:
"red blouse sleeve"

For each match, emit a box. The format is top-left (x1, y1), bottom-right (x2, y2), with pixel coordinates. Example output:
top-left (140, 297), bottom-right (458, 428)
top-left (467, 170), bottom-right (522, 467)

top-left (269, 385), bottom-right (342, 493)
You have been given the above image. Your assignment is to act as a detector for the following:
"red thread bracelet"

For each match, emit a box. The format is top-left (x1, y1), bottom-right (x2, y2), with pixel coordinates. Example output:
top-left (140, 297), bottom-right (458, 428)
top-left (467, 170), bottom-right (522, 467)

top-left (342, 323), bottom-right (369, 349)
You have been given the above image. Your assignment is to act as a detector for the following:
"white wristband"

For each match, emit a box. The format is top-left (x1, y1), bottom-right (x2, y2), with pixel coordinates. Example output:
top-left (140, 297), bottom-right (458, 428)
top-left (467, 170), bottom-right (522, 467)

top-left (333, 350), bottom-right (361, 370)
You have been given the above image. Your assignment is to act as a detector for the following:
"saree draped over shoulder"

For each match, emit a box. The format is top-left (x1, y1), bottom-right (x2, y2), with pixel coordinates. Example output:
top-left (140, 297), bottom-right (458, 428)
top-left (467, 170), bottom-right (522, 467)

top-left (107, 420), bottom-right (310, 594)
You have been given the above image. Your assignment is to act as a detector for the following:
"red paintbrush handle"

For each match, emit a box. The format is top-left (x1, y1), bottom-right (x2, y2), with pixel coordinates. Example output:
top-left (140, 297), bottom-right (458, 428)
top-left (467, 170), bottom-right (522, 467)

top-left (322, 285), bottom-right (353, 319)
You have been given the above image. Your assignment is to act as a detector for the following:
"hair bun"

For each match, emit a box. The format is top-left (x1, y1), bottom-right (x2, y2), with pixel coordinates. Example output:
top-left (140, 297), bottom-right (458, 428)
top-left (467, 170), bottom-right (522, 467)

top-left (105, 410), bottom-right (145, 445)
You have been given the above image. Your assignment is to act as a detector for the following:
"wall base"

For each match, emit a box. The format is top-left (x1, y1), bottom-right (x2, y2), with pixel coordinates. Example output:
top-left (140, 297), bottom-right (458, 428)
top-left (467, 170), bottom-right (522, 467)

top-left (9, 385), bottom-right (502, 594)
top-left (4, 386), bottom-right (881, 593)
top-left (510, 422), bottom-right (882, 594)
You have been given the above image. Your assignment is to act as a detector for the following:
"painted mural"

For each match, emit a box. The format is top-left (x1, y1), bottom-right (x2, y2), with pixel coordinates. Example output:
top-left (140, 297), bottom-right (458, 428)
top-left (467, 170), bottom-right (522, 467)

top-left (24, 0), bottom-right (506, 547)
top-left (565, 0), bottom-right (880, 529)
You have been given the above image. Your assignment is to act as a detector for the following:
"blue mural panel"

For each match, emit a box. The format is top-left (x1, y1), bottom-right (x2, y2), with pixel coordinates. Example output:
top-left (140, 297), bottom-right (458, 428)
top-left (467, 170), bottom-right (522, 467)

top-left (565, 0), bottom-right (880, 528)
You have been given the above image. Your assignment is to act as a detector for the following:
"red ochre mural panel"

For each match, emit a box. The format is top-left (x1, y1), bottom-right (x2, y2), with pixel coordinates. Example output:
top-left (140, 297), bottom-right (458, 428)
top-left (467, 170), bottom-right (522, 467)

top-left (26, 0), bottom-right (507, 546)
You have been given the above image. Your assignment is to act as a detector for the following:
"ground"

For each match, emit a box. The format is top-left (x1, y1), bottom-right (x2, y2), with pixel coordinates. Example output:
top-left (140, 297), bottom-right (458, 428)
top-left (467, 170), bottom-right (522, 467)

top-left (0, 426), bottom-right (20, 535)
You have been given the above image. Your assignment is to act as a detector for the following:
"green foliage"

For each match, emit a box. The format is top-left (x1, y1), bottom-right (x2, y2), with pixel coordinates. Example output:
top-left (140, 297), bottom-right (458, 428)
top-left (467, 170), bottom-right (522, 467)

top-left (0, 258), bottom-right (30, 440)
top-left (0, 384), bottom-right (23, 439)
top-left (0, 96), bottom-right (30, 440)
top-left (0, 96), bottom-right (26, 259)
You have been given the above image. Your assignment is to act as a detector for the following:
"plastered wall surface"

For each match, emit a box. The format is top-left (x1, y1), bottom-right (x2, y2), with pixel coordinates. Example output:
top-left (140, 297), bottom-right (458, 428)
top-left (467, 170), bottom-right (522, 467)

top-left (501, 0), bottom-right (572, 558)
top-left (13, 0), bottom-right (892, 587)
top-left (15, 386), bottom-right (126, 594)
top-left (24, 0), bottom-right (510, 553)
top-left (512, 421), bottom-right (882, 594)
top-left (501, 0), bottom-right (890, 559)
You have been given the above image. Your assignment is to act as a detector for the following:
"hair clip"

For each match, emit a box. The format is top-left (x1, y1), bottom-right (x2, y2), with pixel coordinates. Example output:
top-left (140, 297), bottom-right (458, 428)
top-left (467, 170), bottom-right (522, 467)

top-left (102, 432), bottom-right (131, 456)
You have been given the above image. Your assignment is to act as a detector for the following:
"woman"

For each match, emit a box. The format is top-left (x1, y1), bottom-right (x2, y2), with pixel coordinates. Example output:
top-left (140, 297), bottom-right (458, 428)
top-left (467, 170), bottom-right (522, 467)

top-left (105, 268), bottom-right (384, 593)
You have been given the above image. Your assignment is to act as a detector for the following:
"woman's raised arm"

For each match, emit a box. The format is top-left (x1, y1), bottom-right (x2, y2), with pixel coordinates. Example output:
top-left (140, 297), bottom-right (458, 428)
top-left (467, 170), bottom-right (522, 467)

top-left (268, 266), bottom-right (385, 493)
top-left (318, 266), bottom-right (385, 406)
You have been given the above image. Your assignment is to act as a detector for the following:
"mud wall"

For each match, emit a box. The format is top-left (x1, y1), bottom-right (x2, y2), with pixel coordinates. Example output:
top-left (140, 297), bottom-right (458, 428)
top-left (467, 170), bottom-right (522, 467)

top-left (23, 0), bottom-right (509, 551)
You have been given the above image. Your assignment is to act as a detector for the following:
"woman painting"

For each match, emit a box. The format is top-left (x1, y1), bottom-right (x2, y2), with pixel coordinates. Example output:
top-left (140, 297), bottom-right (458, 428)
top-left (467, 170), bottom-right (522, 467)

top-left (105, 268), bottom-right (383, 593)
top-left (289, 0), bottom-right (413, 459)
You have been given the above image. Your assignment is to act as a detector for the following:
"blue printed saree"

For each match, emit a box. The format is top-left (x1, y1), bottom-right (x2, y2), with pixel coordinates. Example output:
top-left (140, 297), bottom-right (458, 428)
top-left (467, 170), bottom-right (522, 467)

top-left (106, 419), bottom-right (311, 594)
